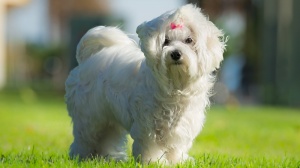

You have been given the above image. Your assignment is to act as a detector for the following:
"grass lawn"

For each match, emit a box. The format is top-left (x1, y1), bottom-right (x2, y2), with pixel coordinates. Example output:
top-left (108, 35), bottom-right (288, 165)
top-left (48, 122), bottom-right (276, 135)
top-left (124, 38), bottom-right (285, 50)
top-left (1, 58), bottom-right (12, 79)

top-left (0, 89), bottom-right (300, 167)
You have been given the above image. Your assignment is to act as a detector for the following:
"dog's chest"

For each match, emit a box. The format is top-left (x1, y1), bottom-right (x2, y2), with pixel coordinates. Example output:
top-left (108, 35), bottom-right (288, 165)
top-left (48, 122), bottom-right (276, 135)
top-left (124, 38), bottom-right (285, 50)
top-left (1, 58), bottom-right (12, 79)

top-left (153, 104), bottom-right (186, 142)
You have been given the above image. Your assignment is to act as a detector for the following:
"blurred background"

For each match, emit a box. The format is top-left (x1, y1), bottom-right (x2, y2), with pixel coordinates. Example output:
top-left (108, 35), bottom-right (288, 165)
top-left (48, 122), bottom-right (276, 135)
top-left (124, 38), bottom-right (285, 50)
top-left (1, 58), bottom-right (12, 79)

top-left (0, 0), bottom-right (300, 107)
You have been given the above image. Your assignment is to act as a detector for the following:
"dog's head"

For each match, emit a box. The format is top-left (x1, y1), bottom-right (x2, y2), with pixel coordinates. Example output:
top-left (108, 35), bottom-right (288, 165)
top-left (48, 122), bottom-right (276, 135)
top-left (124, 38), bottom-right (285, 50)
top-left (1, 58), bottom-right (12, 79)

top-left (137, 4), bottom-right (226, 90)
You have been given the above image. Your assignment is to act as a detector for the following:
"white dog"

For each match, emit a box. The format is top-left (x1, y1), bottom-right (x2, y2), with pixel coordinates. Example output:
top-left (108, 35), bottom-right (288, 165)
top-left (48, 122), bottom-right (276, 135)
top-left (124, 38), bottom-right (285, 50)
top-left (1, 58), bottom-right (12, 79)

top-left (65, 4), bottom-right (225, 164)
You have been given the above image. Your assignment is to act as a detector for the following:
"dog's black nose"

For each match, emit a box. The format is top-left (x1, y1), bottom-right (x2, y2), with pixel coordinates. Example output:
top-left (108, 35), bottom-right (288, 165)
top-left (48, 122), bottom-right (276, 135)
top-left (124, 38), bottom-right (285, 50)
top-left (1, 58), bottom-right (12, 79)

top-left (170, 50), bottom-right (181, 61)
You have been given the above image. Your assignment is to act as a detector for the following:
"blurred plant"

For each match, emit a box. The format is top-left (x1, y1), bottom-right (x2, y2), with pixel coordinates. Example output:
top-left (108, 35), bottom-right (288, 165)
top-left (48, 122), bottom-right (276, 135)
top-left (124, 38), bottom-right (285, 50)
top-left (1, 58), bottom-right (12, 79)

top-left (25, 43), bottom-right (67, 91)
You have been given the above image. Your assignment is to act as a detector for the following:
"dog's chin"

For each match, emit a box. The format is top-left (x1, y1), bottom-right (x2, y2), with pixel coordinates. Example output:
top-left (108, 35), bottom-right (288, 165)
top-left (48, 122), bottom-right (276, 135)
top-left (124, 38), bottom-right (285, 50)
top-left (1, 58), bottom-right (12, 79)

top-left (169, 62), bottom-right (187, 73)
top-left (167, 61), bottom-right (192, 90)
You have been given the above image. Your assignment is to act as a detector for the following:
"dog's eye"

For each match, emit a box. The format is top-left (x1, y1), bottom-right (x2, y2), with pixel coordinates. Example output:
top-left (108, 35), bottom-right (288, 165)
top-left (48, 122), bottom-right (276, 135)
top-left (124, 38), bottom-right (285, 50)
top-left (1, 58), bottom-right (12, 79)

top-left (163, 38), bottom-right (170, 46)
top-left (185, 37), bottom-right (193, 44)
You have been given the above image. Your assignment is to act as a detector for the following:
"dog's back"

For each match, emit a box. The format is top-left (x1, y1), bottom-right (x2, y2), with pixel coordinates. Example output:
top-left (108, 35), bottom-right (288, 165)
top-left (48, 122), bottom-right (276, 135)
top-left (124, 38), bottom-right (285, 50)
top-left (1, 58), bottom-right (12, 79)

top-left (75, 26), bottom-right (137, 64)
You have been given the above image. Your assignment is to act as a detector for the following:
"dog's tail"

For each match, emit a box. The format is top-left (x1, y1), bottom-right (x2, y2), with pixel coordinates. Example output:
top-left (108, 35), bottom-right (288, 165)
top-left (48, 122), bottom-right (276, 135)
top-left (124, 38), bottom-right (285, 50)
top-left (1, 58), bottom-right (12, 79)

top-left (76, 26), bottom-right (135, 64)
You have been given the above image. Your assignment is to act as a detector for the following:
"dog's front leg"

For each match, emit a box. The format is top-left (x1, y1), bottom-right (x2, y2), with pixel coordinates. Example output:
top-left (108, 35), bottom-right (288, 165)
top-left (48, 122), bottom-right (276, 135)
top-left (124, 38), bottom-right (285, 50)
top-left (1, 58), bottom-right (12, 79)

top-left (165, 145), bottom-right (194, 164)
top-left (132, 138), bottom-right (168, 164)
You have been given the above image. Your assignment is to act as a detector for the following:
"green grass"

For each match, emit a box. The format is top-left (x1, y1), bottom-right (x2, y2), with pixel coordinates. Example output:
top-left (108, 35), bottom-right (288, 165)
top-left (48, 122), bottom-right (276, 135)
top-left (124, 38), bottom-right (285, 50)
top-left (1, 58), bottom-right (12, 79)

top-left (0, 89), bottom-right (300, 167)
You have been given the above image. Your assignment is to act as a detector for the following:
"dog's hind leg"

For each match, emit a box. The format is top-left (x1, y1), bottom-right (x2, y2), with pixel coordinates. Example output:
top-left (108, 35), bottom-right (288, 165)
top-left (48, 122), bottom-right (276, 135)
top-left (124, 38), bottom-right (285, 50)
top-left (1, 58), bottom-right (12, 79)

top-left (93, 123), bottom-right (128, 161)
top-left (69, 123), bottom-right (99, 160)
top-left (70, 122), bottom-right (128, 161)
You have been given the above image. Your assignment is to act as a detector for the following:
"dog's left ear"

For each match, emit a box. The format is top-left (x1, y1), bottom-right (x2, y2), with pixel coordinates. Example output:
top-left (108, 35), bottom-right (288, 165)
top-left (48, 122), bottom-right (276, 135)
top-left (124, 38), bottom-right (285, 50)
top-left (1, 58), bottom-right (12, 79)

top-left (186, 5), bottom-right (226, 73)
top-left (205, 21), bottom-right (226, 72)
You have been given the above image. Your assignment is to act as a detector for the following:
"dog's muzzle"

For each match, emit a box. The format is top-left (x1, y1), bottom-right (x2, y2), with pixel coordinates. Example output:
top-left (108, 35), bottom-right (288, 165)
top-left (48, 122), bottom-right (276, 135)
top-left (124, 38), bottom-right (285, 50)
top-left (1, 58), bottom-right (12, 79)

top-left (170, 50), bottom-right (184, 65)
top-left (170, 50), bottom-right (181, 61)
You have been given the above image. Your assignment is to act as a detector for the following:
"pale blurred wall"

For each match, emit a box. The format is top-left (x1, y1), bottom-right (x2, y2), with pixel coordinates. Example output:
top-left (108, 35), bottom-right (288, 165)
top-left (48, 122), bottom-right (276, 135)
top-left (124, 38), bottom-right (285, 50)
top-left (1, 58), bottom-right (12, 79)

top-left (0, 0), bottom-right (30, 89)
top-left (5, 0), bottom-right (111, 89)
top-left (6, 0), bottom-right (50, 87)
top-left (0, 1), bottom-right (6, 89)
top-left (110, 0), bottom-right (185, 40)
top-left (7, 0), bottom-right (50, 44)
top-left (49, 0), bottom-right (110, 44)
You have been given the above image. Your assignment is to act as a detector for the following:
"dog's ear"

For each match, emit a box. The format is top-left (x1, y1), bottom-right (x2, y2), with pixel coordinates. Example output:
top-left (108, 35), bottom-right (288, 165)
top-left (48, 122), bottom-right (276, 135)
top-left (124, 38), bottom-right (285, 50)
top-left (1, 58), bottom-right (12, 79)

top-left (206, 22), bottom-right (226, 71)
top-left (179, 4), bottom-right (226, 73)
top-left (136, 22), bottom-right (157, 65)
top-left (136, 22), bottom-right (153, 54)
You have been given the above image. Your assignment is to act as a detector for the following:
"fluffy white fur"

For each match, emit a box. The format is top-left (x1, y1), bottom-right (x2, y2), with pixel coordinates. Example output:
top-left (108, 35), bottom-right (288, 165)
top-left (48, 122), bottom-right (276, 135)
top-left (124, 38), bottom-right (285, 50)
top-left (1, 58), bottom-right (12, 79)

top-left (65, 4), bottom-right (225, 164)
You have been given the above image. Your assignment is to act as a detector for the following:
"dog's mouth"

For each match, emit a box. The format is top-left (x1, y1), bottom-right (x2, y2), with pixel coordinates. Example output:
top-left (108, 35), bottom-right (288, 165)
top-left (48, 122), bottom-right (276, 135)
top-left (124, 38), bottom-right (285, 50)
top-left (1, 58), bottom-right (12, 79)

top-left (166, 59), bottom-right (184, 67)
top-left (171, 60), bottom-right (183, 65)
top-left (167, 61), bottom-right (190, 90)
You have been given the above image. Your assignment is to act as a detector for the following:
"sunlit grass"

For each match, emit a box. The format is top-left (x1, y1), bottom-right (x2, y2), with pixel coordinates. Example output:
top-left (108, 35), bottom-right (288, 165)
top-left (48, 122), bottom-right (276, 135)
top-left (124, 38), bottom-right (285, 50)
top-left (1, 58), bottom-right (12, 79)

top-left (0, 89), bottom-right (299, 167)
top-left (192, 106), bottom-right (300, 159)
top-left (0, 89), bottom-right (72, 154)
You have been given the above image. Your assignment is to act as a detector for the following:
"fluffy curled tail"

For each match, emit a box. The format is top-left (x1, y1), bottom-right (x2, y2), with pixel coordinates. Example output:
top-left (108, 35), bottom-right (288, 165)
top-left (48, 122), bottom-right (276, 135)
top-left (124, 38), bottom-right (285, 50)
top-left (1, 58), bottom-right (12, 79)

top-left (76, 26), bottom-right (134, 64)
